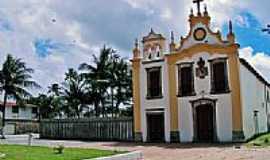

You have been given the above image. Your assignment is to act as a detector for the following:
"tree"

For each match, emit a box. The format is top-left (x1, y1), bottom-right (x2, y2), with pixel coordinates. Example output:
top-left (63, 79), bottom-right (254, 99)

top-left (108, 57), bottom-right (132, 117)
top-left (79, 45), bottom-right (133, 118)
top-left (28, 94), bottom-right (54, 119)
top-left (0, 54), bottom-right (40, 136)
top-left (79, 46), bottom-right (114, 117)
top-left (48, 83), bottom-right (61, 96)
top-left (111, 59), bottom-right (132, 117)
top-left (61, 68), bottom-right (87, 118)
top-left (47, 83), bottom-right (64, 118)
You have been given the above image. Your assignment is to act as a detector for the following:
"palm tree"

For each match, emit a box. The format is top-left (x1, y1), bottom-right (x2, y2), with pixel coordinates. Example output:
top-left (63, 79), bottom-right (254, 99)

top-left (61, 68), bottom-right (87, 118)
top-left (48, 83), bottom-right (61, 96)
top-left (28, 94), bottom-right (54, 119)
top-left (79, 46), bottom-right (114, 117)
top-left (109, 58), bottom-right (132, 117)
top-left (107, 52), bottom-right (120, 117)
top-left (47, 83), bottom-right (64, 118)
top-left (0, 54), bottom-right (40, 137)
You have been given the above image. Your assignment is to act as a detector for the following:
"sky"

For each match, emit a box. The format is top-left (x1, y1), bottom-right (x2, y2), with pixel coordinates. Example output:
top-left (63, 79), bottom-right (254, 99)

top-left (0, 0), bottom-right (270, 95)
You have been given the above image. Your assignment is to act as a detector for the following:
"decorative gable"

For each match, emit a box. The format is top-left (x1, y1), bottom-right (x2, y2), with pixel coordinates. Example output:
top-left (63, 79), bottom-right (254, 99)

top-left (178, 7), bottom-right (229, 52)
top-left (142, 28), bottom-right (165, 43)
top-left (142, 29), bottom-right (166, 61)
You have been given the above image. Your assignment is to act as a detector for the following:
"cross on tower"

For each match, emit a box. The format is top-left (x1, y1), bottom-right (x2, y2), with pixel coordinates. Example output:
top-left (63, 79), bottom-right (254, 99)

top-left (193, 0), bottom-right (204, 15)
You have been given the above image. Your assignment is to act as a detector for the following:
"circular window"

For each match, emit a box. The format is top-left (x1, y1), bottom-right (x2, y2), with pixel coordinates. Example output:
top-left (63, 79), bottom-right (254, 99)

top-left (194, 28), bottom-right (207, 41)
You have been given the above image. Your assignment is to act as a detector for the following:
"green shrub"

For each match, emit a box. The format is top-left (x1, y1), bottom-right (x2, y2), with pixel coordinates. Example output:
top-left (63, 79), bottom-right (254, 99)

top-left (253, 142), bottom-right (262, 146)
top-left (53, 145), bottom-right (65, 154)
top-left (264, 138), bottom-right (269, 144)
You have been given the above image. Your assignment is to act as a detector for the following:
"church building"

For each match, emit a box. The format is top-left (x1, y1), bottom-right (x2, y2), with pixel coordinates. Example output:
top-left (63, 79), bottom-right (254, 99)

top-left (131, 1), bottom-right (270, 143)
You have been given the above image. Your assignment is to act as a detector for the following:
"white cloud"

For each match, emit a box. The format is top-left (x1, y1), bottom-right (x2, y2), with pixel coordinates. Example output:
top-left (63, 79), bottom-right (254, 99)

top-left (0, 0), bottom-right (269, 96)
top-left (160, 8), bottom-right (173, 20)
top-left (0, 0), bottom-right (94, 94)
top-left (239, 47), bottom-right (270, 81)
top-left (234, 15), bottom-right (250, 28)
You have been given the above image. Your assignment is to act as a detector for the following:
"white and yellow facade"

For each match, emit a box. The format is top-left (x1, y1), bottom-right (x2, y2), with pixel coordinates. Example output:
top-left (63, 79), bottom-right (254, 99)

top-left (132, 5), bottom-right (270, 143)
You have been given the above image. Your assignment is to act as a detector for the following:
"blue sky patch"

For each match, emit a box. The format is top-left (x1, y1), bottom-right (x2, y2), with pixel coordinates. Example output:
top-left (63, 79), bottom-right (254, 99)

top-left (34, 38), bottom-right (65, 57)
top-left (0, 19), bottom-right (13, 31)
top-left (222, 12), bottom-right (270, 54)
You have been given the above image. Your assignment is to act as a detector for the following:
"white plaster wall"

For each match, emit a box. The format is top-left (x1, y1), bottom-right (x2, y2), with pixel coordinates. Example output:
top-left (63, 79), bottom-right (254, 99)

top-left (5, 107), bottom-right (36, 120)
top-left (139, 59), bottom-right (170, 142)
top-left (240, 64), bottom-right (268, 140)
top-left (177, 52), bottom-right (232, 142)
top-left (267, 87), bottom-right (270, 130)
top-left (178, 95), bottom-right (232, 142)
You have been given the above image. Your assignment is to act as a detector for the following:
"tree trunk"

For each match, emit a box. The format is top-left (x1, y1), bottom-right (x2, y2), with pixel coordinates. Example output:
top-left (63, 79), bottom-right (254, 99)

top-left (76, 106), bottom-right (80, 119)
top-left (94, 101), bottom-right (99, 117)
top-left (1, 92), bottom-right (7, 138)
top-left (2, 92), bottom-right (7, 128)
top-left (116, 101), bottom-right (121, 118)
top-left (101, 100), bottom-right (105, 118)
top-left (111, 87), bottom-right (114, 118)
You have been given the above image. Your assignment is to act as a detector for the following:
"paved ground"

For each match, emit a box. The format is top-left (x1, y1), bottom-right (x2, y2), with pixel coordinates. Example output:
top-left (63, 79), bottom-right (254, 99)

top-left (0, 135), bottom-right (270, 160)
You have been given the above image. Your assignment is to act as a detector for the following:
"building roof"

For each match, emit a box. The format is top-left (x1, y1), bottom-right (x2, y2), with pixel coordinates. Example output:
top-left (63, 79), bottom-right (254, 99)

top-left (0, 102), bottom-right (37, 108)
top-left (239, 58), bottom-right (270, 87)
top-left (0, 102), bottom-right (16, 107)
top-left (142, 28), bottom-right (165, 43)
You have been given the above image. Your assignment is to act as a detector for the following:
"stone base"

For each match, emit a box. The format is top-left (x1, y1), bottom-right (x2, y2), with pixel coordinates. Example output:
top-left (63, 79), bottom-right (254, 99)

top-left (232, 131), bottom-right (245, 142)
top-left (170, 131), bottom-right (180, 143)
top-left (134, 132), bottom-right (142, 142)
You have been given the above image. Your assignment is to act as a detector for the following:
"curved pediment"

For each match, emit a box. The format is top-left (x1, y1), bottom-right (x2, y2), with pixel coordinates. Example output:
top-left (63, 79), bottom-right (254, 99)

top-left (178, 15), bottom-right (230, 52)
top-left (166, 43), bottom-right (239, 65)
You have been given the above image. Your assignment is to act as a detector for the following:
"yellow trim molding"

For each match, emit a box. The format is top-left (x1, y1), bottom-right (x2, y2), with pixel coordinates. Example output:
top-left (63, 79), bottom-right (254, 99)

top-left (168, 63), bottom-right (179, 132)
top-left (132, 59), bottom-right (141, 133)
top-left (228, 52), bottom-right (243, 132)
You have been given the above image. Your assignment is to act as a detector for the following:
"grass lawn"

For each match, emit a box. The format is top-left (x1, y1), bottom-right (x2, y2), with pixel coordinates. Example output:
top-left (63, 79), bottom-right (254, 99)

top-left (0, 144), bottom-right (118, 160)
top-left (246, 133), bottom-right (270, 147)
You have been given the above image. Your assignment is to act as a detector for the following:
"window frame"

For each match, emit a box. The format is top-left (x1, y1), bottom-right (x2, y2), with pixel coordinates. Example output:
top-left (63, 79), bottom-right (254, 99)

top-left (12, 106), bottom-right (19, 114)
top-left (177, 62), bottom-right (196, 97)
top-left (146, 66), bottom-right (163, 99)
top-left (209, 58), bottom-right (230, 94)
top-left (32, 107), bottom-right (38, 114)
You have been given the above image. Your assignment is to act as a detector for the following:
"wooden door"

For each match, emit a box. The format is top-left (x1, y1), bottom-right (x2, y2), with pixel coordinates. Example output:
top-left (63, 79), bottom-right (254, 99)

top-left (197, 105), bottom-right (214, 142)
top-left (147, 114), bottom-right (165, 142)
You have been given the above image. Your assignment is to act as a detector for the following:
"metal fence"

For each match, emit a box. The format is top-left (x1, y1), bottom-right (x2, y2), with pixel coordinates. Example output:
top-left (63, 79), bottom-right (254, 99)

top-left (40, 117), bottom-right (134, 141)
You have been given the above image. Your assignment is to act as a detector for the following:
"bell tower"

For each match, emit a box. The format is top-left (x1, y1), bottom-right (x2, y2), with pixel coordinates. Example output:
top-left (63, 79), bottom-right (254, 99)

top-left (142, 28), bottom-right (166, 60)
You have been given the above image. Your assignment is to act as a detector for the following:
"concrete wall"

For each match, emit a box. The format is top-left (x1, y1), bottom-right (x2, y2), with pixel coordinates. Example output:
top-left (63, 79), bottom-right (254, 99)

top-left (240, 63), bottom-right (268, 140)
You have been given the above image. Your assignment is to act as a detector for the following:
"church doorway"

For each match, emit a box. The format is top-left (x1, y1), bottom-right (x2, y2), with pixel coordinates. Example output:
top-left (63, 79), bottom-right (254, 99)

top-left (190, 98), bottom-right (217, 142)
top-left (147, 113), bottom-right (165, 142)
top-left (196, 105), bottom-right (214, 142)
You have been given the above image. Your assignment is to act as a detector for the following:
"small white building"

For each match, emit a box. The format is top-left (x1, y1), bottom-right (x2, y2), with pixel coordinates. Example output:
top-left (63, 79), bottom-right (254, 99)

top-left (0, 102), bottom-right (39, 134)
top-left (0, 102), bottom-right (39, 121)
